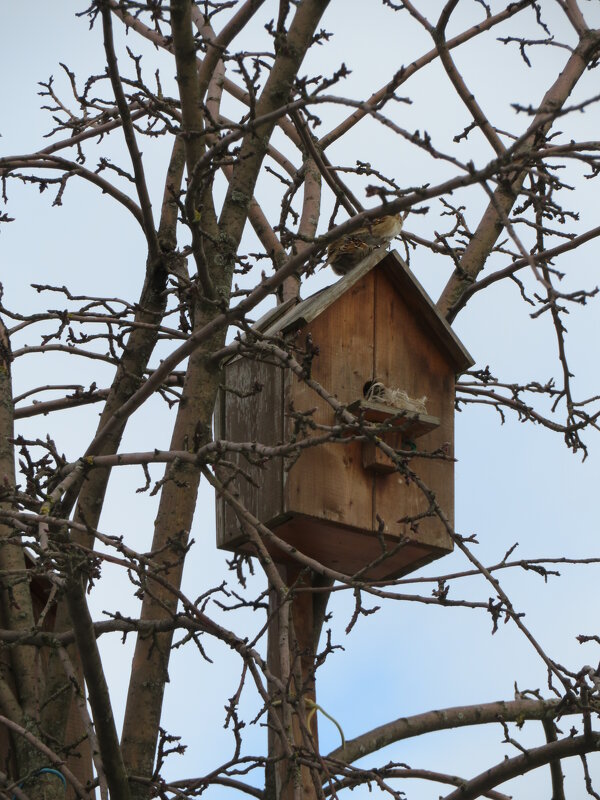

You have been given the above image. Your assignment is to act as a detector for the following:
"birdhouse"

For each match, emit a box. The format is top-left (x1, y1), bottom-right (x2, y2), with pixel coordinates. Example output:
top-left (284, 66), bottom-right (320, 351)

top-left (214, 249), bottom-right (473, 581)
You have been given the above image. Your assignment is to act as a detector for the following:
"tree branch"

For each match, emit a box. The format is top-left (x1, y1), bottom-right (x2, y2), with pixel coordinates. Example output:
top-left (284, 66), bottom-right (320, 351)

top-left (441, 733), bottom-right (600, 800)
top-left (99, 0), bottom-right (159, 259)
top-left (328, 697), bottom-right (566, 763)
top-left (437, 29), bottom-right (600, 320)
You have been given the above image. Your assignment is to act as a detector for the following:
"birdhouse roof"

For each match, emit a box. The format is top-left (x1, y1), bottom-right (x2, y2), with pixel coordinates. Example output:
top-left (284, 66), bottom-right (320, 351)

top-left (254, 249), bottom-right (473, 373)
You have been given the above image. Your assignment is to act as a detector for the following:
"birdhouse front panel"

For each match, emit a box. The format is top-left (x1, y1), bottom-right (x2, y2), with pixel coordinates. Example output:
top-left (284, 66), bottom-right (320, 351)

top-left (283, 266), bottom-right (455, 577)
top-left (215, 250), bottom-right (473, 581)
top-left (371, 267), bottom-right (455, 549)
top-left (284, 275), bottom-right (374, 533)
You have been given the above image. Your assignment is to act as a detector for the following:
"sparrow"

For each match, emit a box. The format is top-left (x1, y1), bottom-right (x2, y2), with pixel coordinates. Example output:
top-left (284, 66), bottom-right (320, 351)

top-left (327, 213), bottom-right (404, 275)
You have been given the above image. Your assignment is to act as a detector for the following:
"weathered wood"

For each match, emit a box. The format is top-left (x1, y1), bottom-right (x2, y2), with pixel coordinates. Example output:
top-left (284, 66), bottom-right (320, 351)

top-left (259, 248), bottom-right (473, 372)
top-left (381, 250), bottom-right (473, 372)
top-left (347, 399), bottom-right (441, 474)
top-left (373, 267), bottom-right (455, 552)
top-left (347, 399), bottom-right (440, 437)
top-left (361, 435), bottom-right (403, 474)
top-left (285, 274), bottom-right (374, 533)
top-left (264, 514), bottom-right (439, 580)
top-left (215, 250), bottom-right (473, 581)
top-left (215, 358), bottom-right (284, 551)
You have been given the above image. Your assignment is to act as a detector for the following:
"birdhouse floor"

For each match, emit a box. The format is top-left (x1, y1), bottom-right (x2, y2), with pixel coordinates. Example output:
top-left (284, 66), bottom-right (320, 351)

top-left (260, 513), bottom-right (450, 582)
top-left (347, 399), bottom-right (440, 440)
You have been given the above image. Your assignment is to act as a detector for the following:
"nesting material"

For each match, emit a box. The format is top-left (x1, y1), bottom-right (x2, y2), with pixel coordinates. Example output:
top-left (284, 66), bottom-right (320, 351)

top-left (365, 381), bottom-right (428, 415)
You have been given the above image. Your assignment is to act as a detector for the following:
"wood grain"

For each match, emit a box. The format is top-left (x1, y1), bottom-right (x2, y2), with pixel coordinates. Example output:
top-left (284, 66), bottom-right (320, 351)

top-left (215, 252), bottom-right (471, 578)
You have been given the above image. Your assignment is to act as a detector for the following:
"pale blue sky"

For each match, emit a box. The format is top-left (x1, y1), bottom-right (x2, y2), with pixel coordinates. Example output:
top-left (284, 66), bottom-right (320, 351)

top-left (1, 2), bottom-right (599, 798)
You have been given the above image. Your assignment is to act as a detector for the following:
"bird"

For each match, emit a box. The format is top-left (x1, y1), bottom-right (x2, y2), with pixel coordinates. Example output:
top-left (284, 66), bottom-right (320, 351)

top-left (327, 213), bottom-right (404, 275)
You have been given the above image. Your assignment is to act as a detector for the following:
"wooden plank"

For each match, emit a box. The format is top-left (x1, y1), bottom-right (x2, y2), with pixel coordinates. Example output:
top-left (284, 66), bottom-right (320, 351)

top-left (263, 514), bottom-right (445, 581)
top-left (362, 435), bottom-right (402, 474)
top-left (216, 357), bottom-right (284, 551)
top-left (284, 272), bottom-right (375, 535)
top-left (372, 267), bottom-right (455, 555)
top-left (214, 384), bottom-right (227, 548)
top-left (251, 295), bottom-right (298, 334)
top-left (262, 248), bottom-right (387, 338)
top-left (382, 251), bottom-right (474, 372)
top-left (257, 249), bottom-right (473, 373)
top-left (347, 399), bottom-right (440, 439)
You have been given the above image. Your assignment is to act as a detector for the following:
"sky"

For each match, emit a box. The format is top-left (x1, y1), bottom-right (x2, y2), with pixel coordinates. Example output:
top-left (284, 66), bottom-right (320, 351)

top-left (1, 2), bottom-right (600, 798)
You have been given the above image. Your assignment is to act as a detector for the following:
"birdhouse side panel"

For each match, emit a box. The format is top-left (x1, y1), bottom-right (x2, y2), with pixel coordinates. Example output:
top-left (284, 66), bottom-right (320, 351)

top-left (215, 357), bottom-right (284, 550)
top-left (373, 268), bottom-right (455, 549)
top-left (284, 274), bottom-right (376, 532)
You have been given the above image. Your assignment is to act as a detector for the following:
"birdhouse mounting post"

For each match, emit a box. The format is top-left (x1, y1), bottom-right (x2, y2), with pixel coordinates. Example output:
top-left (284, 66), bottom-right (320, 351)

top-left (267, 564), bottom-right (321, 800)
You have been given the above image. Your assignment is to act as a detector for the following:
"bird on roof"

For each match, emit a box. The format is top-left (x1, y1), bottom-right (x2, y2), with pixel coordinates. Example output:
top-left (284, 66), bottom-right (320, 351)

top-left (327, 213), bottom-right (404, 275)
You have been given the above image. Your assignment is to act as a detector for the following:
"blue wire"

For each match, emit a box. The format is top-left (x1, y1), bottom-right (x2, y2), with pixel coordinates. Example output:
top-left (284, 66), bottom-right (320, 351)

top-left (35, 769), bottom-right (66, 789)
top-left (12, 767), bottom-right (66, 799)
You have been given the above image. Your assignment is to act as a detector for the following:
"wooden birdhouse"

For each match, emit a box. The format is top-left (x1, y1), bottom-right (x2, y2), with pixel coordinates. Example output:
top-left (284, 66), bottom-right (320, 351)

top-left (215, 249), bottom-right (473, 581)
